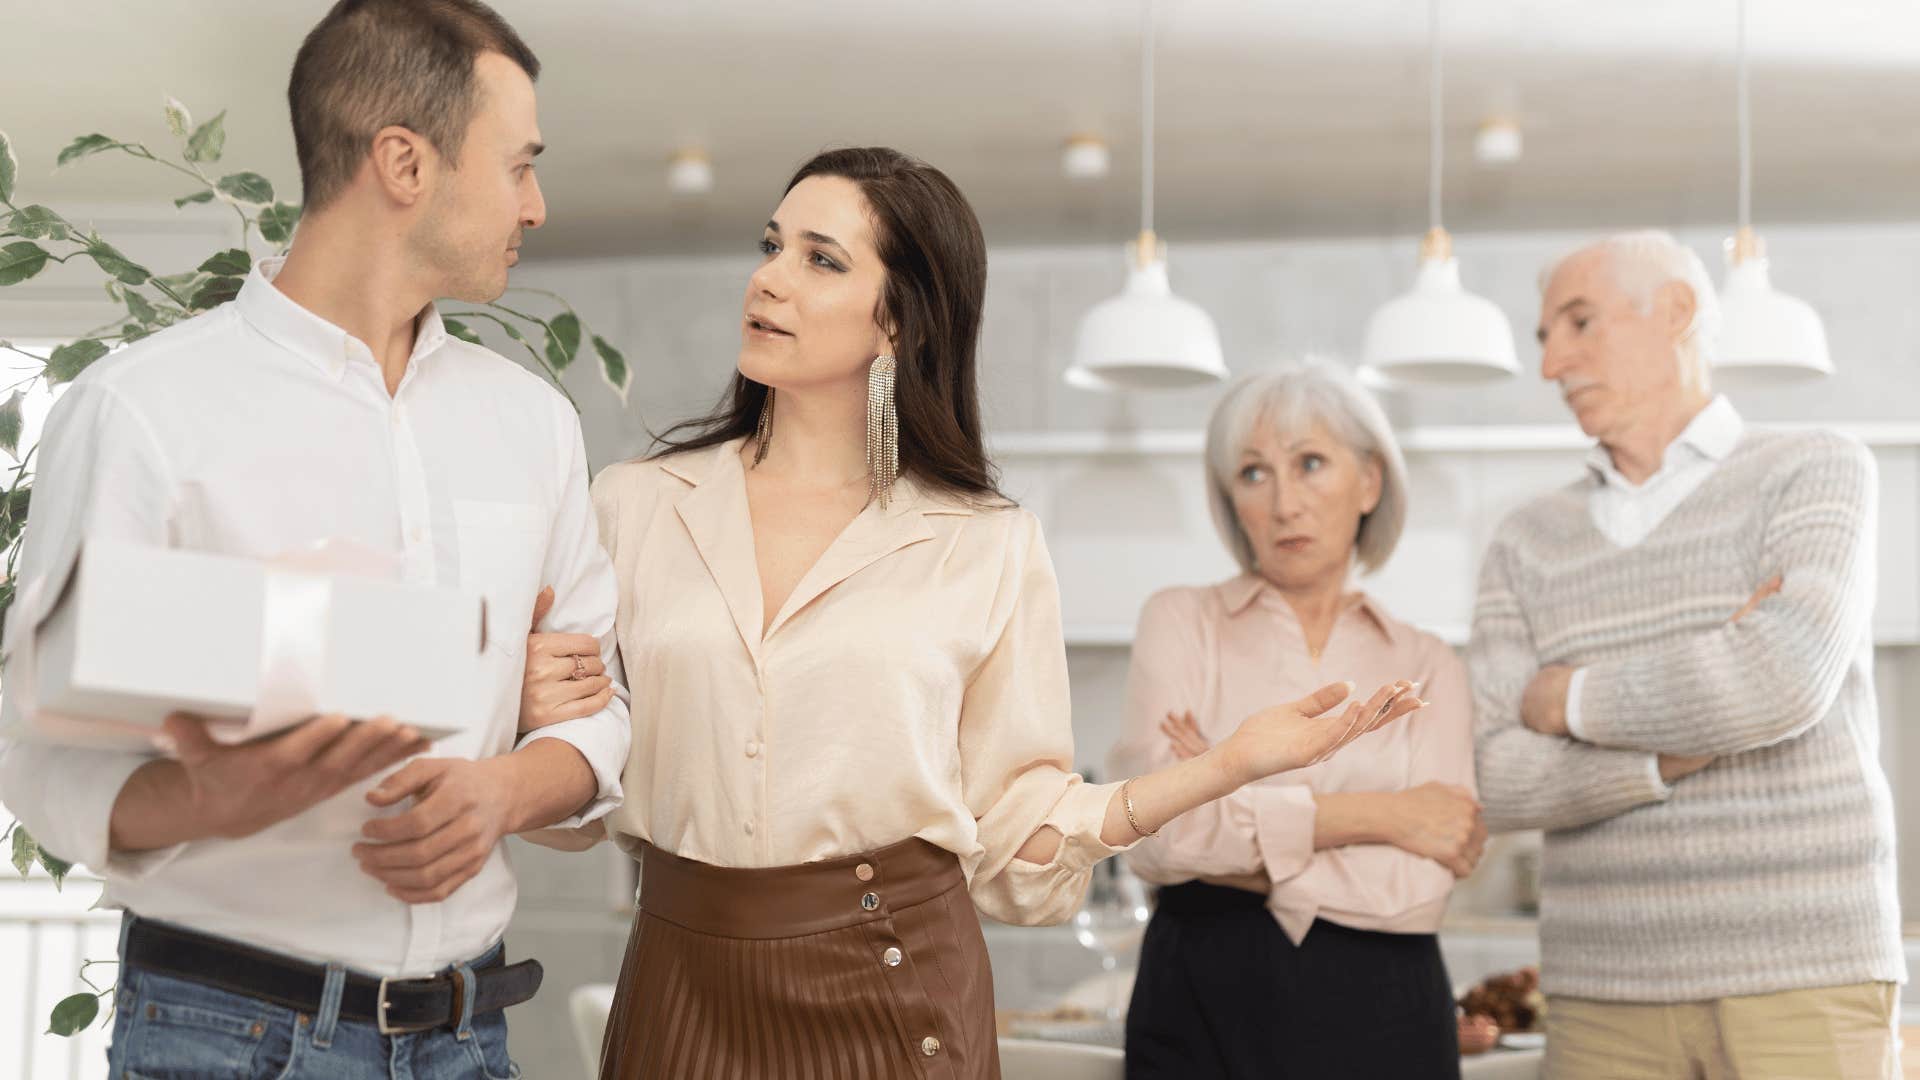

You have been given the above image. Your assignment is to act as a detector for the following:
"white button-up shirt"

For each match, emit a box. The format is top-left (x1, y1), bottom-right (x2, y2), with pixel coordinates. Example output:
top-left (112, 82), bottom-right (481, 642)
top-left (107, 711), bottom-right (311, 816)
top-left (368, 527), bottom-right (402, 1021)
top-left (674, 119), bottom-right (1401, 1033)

top-left (0, 257), bottom-right (629, 976)
top-left (1566, 395), bottom-right (1744, 741)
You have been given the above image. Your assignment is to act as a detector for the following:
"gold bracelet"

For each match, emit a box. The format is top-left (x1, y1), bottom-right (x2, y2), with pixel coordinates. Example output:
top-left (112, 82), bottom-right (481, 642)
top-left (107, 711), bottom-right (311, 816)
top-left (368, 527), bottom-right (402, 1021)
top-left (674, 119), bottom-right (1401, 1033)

top-left (1121, 777), bottom-right (1158, 838)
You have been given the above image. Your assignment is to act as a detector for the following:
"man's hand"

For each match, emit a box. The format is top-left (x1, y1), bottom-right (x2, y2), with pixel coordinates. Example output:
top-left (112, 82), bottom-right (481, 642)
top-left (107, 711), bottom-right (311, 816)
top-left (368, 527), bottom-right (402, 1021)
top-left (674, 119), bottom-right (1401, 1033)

top-left (1730, 573), bottom-right (1783, 625)
top-left (112, 713), bottom-right (429, 853)
top-left (1520, 665), bottom-right (1576, 736)
top-left (355, 757), bottom-right (515, 903)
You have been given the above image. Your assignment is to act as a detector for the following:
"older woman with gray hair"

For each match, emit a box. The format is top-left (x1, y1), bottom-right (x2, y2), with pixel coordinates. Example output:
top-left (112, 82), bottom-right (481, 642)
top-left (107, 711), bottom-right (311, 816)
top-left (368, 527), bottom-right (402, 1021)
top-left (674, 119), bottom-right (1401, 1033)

top-left (1109, 359), bottom-right (1481, 1079)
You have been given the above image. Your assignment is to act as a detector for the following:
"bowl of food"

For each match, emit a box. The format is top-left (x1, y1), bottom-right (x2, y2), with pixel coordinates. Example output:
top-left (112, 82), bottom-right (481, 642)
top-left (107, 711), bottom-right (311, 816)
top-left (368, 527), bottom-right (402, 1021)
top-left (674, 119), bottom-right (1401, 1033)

top-left (1456, 966), bottom-right (1546, 1054)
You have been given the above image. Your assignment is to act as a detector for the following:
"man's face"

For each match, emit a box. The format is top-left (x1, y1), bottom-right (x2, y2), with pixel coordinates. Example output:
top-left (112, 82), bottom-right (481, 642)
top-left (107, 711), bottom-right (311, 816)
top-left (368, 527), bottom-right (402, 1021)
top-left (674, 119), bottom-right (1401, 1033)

top-left (1535, 249), bottom-right (1693, 442)
top-left (413, 51), bottom-right (546, 303)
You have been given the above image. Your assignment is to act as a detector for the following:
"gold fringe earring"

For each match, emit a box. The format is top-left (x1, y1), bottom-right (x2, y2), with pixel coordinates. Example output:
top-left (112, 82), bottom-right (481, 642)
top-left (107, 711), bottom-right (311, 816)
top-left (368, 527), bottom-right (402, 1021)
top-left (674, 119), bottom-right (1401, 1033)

top-left (865, 355), bottom-right (898, 507)
top-left (753, 387), bottom-right (774, 466)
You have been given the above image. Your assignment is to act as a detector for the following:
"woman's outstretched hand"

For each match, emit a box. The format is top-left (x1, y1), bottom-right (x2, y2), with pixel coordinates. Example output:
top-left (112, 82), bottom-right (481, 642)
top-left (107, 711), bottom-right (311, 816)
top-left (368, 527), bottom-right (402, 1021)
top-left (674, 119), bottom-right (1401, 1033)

top-left (1214, 680), bottom-right (1425, 787)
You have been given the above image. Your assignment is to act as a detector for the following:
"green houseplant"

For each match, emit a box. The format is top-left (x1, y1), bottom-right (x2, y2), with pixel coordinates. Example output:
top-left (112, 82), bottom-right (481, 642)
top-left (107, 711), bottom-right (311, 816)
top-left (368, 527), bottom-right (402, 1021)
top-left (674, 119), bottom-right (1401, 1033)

top-left (0, 97), bottom-right (632, 1036)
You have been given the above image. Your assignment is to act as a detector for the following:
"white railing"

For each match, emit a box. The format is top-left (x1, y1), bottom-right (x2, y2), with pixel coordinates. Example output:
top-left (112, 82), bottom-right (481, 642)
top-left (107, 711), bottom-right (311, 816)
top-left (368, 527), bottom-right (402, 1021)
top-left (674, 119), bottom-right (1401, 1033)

top-left (0, 870), bottom-right (118, 1080)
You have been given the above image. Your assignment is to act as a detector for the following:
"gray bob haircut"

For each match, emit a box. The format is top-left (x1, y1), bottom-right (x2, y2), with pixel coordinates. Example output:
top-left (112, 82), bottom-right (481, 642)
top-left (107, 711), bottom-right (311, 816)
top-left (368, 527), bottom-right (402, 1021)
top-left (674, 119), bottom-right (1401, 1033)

top-left (1203, 358), bottom-right (1409, 575)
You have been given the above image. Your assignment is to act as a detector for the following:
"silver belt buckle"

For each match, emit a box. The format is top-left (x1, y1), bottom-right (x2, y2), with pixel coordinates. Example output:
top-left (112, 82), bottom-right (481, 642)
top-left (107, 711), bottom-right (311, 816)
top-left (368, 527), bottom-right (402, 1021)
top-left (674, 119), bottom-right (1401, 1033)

top-left (376, 975), bottom-right (435, 1036)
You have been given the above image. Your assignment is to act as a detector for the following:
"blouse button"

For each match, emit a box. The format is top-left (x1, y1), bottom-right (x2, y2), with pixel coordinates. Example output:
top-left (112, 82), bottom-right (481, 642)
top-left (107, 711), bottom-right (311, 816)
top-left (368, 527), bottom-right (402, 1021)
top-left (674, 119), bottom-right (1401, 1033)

top-left (854, 863), bottom-right (874, 882)
top-left (883, 947), bottom-right (903, 967)
top-left (744, 821), bottom-right (755, 836)
top-left (860, 892), bottom-right (880, 912)
top-left (745, 740), bottom-right (760, 758)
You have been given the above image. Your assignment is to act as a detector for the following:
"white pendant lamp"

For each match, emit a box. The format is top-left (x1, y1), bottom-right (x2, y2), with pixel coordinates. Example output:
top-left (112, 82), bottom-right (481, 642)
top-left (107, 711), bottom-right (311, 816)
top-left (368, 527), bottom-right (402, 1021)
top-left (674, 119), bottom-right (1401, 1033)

top-left (1712, 0), bottom-right (1831, 381)
top-left (1065, 0), bottom-right (1226, 393)
top-left (1360, 0), bottom-right (1517, 385)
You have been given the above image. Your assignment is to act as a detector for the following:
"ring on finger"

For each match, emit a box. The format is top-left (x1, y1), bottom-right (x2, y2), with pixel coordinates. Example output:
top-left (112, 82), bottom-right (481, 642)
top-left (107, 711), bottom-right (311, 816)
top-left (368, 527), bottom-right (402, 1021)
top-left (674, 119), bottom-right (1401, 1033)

top-left (570, 656), bottom-right (589, 680)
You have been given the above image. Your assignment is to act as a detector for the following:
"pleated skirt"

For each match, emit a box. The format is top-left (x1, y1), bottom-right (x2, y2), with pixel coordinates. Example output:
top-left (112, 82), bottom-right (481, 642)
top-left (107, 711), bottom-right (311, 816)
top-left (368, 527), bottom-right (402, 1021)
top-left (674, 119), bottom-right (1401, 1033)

top-left (600, 837), bottom-right (1000, 1080)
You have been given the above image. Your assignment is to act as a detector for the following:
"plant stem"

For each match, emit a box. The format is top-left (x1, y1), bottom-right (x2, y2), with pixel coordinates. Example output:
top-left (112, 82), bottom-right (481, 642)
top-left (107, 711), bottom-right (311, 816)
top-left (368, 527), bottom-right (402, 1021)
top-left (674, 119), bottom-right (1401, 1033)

top-left (443, 308), bottom-right (580, 411)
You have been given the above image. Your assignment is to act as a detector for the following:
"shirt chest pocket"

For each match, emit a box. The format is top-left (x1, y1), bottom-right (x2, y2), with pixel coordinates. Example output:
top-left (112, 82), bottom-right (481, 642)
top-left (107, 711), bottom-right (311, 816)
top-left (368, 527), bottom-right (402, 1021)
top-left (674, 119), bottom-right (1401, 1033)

top-left (454, 499), bottom-right (549, 659)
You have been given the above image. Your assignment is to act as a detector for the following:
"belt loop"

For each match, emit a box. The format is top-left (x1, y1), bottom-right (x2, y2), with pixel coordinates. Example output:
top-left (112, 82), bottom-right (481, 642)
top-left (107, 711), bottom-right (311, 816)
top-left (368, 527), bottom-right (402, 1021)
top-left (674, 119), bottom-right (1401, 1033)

top-left (312, 963), bottom-right (346, 1048)
top-left (452, 960), bottom-right (479, 1041)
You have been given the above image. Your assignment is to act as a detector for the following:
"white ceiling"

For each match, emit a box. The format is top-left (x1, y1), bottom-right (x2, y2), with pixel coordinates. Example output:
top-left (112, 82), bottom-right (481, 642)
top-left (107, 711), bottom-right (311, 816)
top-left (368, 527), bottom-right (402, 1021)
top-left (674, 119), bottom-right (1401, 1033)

top-left (7, 0), bottom-right (1918, 257)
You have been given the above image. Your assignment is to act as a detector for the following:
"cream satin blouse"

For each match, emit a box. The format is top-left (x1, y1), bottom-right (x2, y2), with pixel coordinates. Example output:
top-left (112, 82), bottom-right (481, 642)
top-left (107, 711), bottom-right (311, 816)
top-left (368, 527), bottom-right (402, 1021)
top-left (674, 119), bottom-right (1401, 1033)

top-left (590, 437), bottom-right (1127, 925)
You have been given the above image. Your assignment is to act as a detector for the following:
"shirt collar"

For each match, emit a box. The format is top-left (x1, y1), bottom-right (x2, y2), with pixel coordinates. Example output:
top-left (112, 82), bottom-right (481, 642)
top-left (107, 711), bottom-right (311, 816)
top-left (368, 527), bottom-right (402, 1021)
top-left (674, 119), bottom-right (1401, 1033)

top-left (657, 436), bottom-right (974, 521)
top-left (1586, 395), bottom-right (1744, 487)
top-left (1218, 574), bottom-right (1400, 646)
top-left (236, 256), bottom-right (449, 380)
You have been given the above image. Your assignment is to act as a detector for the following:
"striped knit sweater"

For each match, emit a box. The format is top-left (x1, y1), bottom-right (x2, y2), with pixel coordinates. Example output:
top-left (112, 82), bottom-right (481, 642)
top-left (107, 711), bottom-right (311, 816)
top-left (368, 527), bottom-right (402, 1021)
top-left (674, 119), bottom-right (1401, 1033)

top-left (1468, 427), bottom-right (1905, 1003)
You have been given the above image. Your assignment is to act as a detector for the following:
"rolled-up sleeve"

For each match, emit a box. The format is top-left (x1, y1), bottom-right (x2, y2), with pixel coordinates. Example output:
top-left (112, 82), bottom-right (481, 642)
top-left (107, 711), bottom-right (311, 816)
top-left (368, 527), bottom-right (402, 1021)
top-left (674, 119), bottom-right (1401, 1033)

top-left (959, 513), bottom-right (1131, 926)
top-left (0, 378), bottom-right (182, 876)
top-left (511, 414), bottom-right (629, 827)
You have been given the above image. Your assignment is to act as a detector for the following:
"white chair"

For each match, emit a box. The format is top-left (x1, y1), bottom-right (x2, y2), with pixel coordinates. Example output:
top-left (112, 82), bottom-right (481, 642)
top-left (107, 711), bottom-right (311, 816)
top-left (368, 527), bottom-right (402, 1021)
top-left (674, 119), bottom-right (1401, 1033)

top-left (568, 983), bottom-right (617, 1080)
top-left (998, 1037), bottom-right (1126, 1080)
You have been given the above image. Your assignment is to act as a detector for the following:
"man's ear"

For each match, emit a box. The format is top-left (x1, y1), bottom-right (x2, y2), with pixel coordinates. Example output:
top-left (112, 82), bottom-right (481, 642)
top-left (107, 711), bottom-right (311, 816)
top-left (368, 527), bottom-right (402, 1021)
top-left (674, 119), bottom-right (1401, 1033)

top-left (1656, 279), bottom-right (1698, 346)
top-left (367, 125), bottom-right (435, 208)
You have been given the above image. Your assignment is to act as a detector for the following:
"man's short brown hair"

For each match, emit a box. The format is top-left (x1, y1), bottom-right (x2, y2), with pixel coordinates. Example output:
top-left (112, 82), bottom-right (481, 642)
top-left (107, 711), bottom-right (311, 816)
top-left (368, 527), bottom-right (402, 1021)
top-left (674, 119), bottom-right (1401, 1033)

top-left (288, 0), bottom-right (539, 212)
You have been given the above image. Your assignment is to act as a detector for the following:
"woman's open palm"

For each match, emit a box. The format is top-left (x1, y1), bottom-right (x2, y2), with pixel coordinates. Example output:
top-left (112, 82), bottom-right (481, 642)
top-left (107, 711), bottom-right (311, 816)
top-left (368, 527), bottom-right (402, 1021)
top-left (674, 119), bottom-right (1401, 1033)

top-left (1216, 679), bottom-right (1425, 785)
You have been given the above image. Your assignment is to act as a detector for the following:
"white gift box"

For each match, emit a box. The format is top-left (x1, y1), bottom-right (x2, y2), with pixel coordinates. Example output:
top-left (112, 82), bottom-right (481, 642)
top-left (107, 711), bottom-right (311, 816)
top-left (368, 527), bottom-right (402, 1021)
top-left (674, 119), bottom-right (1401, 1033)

top-left (11, 538), bottom-right (488, 750)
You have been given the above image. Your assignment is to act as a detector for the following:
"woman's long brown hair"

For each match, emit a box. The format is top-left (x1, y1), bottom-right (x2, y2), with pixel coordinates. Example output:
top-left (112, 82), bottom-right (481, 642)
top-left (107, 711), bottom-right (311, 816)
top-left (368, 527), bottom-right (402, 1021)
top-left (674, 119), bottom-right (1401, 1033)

top-left (650, 147), bottom-right (1004, 504)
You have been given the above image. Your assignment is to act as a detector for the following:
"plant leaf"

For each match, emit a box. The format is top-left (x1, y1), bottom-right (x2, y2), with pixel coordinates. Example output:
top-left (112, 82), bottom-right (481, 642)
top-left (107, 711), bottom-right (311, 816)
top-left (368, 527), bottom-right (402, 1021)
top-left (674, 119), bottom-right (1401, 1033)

top-left (120, 322), bottom-right (154, 345)
top-left (184, 110), bottom-right (226, 164)
top-left (1, 484), bottom-right (31, 549)
top-left (56, 134), bottom-right (119, 168)
top-left (189, 275), bottom-right (244, 312)
top-left (543, 313), bottom-right (581, 373)
top-left (86, 241), bottom-right (152, 286)
top-left (215, 171), bottom-right (272, 205)
top-left (48, 992), bottom-right (98, 1036)
top-left (593, 334), bottom-right (631, 404)
top-left (9, 824), bottom-right (32, 876)
top-left (174, 190), bottom-right (215, 209)
top-left (0, 391), bottom-right (22, 457)
top-left (197, 248), bottom-right (251, 276)
top-left (36, 847), bottom-right (71, 890)
top-left (256, 202), bottom-right (300, 246)
top-left (7, 205), bottom-right (73, 242)
top-left (0, 129), bottom-right (16, 204)
top-left (442, 318), bottom-right (483, 346)
top-left (125, 290), bottom-right (159, 324)
top-left (0, 240), bottom-right (51, 287)
top-left (46, 339), bottom-right (110, 384)
top-left (164, 96), bottom-right (192, 139)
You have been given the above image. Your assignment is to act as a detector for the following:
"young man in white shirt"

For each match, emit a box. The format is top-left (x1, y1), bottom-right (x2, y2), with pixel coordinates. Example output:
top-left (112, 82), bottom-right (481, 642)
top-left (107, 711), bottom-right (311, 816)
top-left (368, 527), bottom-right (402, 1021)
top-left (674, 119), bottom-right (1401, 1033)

top-left (0, 2), bottom-right (629, 1075)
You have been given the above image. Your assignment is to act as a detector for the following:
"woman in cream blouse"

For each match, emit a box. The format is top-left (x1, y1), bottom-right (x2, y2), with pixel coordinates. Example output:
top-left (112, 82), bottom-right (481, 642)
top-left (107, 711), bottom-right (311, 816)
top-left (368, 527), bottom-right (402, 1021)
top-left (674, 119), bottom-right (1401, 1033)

top-left (1109, 361), bottom-right (1483, 1079)
top-left (521, 150), bottom-right (1424, 1080)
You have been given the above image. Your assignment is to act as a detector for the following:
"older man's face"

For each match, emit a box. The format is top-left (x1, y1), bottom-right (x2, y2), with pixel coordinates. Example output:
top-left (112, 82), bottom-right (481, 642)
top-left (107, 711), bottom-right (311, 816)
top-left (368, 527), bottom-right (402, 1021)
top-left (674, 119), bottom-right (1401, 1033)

top-left (1535, 250), bottom-right (1694, 442)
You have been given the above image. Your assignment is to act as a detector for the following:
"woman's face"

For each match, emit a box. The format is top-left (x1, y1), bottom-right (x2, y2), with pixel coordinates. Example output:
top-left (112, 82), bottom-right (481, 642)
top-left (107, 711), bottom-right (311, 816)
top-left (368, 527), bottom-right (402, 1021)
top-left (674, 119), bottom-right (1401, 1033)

top-left (738, 174), bottom-right (893, 394)
top-left (1228, 418), bottom-right (1382, 590)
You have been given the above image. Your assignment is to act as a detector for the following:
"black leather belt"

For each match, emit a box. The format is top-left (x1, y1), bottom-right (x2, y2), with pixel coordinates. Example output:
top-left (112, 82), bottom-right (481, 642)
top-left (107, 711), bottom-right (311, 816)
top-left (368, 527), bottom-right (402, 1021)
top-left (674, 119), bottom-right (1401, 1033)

top-left (124, 918), bottom-right (544, 1035)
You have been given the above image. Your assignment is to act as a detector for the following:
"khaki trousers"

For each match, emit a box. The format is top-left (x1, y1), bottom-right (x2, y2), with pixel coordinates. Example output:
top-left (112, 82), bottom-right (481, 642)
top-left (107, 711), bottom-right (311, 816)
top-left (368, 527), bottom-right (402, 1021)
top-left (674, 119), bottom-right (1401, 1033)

top-left (1544, 982), bottom-right (1900, 1080)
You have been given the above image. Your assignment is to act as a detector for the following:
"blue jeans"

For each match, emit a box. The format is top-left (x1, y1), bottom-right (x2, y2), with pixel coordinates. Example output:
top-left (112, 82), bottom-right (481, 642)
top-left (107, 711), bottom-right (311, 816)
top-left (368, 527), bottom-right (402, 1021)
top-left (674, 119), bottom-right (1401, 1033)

top-left (106, 917), bottom-right (522, 1079)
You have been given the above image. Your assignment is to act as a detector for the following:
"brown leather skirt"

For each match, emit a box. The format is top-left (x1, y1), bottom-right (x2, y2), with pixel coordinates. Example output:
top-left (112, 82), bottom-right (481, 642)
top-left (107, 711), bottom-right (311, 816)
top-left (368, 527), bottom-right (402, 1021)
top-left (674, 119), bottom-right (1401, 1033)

top-left (600, 837), bottom-right (1000, 1080)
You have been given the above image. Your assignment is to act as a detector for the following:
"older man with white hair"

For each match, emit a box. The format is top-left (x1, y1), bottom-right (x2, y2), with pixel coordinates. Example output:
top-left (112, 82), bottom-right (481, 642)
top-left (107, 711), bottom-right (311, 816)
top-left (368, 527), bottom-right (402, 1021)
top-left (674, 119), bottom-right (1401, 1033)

top-left (1468, 230), bottom-right (1903, 1078)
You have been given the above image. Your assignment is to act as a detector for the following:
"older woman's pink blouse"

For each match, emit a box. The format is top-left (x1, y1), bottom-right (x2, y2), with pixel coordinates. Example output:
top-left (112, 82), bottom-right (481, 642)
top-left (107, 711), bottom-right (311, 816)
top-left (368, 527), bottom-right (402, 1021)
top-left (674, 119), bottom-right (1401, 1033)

top-left (1108, 576), bottom-right (1476, 943)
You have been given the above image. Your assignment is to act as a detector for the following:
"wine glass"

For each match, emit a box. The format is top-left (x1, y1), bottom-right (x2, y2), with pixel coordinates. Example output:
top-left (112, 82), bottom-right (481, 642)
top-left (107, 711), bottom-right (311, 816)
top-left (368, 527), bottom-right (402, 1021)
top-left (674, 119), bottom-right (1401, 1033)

top-left (1071, 857), bottom-right (1152, 1021)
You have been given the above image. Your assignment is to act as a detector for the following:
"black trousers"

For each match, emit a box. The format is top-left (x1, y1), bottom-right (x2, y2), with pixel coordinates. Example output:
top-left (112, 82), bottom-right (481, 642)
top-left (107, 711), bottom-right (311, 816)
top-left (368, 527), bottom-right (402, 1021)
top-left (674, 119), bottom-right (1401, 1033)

top-left (1124, 882), bottom-right (1460, 1080)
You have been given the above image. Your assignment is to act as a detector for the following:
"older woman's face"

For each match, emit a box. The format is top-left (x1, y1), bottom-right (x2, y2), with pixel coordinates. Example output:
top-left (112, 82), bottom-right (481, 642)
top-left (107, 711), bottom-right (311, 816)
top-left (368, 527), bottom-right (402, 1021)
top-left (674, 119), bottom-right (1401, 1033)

top-left (1230, 419), bottom-right (1382, 589)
